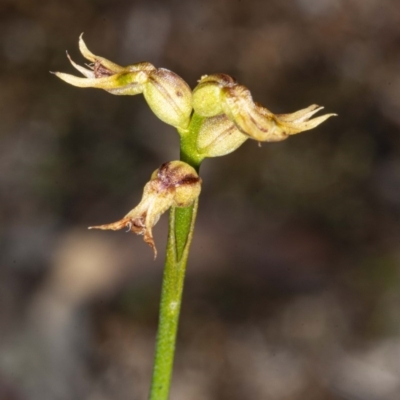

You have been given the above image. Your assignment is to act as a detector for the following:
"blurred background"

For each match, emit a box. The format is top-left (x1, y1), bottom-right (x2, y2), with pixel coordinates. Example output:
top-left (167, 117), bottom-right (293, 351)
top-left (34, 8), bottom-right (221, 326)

top-left (1, 0), bottom-right (400, 399)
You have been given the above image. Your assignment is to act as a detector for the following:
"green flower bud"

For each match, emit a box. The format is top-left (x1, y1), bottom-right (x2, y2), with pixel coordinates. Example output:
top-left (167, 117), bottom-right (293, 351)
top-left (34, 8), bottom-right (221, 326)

top-left (192, 74), bottom-right (236, 117)
top-left (143, 69), bottom-right (192, 129)
top-left (196, 115), bottom-right (248, 157)
top-left (54, 35), bottom-right (192, 129)
top-left (89, 161), bottom-right (201, 258)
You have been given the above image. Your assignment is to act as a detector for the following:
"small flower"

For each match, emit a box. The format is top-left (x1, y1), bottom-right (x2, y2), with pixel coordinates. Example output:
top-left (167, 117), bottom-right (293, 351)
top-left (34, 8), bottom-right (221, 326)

top-left (89, 161), bottom-right (201, 259)
top-left (192, 74), bottom-right (336, 142)
top-left (54, 34), bottom-right (193, 129)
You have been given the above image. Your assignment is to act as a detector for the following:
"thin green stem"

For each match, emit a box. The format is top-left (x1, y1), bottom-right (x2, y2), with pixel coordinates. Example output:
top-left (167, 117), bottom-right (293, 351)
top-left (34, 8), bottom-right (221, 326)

top-left (148, 200), bottom-right (198, 400)
top-left (148, 114), bottom-right (204, 400)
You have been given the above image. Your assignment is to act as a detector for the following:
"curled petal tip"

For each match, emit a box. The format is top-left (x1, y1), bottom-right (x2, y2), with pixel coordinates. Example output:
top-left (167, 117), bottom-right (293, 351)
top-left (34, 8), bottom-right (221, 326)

top-left (276, 104), bottom-right (326, 123)
top-left (278, 111), bottom-right (337, 135)
top-left (78, 33), bottom-right (96, 62)
top-left (66, 51), bottom-right (94, 78)
top-left (76, 35), bottom-right (125, 74)
top-left (145, 237), bottom-right (157, 259)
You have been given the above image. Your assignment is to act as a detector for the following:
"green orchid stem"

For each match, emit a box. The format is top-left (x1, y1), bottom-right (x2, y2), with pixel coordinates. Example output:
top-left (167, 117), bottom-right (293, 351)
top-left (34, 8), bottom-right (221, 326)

top-left (148, 114), bottom-right (204, 400)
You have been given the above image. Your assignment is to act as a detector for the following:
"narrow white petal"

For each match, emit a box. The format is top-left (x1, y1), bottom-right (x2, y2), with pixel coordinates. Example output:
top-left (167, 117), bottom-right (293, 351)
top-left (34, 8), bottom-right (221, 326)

top-left (66, 51), bottom-right (95, 78)
top-left (277, 104), bottom-right (323, 123)
top-left (78, 33), bottom-right (96, 62)
top-left (78, 33), bottom-right (124, 73)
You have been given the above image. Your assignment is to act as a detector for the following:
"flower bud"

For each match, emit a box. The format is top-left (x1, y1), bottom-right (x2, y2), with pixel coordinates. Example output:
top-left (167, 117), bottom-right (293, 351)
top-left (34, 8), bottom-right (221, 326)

top-left (192, 74), bottom-right (236, 117)
top-left (54, 35), bottom-right (192, 129)
top-left (143, 69), bottom-right (192, 129)
top-left (89, 161), bottom-right (201, 259)
top-left (196, 115), bottom-right (248, 157)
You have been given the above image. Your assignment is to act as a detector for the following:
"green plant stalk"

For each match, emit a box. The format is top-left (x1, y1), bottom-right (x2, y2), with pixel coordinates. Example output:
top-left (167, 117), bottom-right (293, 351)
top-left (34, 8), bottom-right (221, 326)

top-left (148, 114), bottom-right (205, 400)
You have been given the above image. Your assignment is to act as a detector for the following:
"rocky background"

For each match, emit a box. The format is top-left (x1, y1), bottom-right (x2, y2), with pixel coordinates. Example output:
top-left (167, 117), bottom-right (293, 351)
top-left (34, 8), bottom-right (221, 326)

top-left (1, 0), bottom-right (400, 399)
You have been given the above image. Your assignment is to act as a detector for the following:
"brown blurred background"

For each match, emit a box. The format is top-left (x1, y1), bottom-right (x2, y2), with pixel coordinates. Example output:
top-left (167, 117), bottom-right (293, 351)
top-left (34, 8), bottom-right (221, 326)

top-left (1, 0), bottom-right (400, 399)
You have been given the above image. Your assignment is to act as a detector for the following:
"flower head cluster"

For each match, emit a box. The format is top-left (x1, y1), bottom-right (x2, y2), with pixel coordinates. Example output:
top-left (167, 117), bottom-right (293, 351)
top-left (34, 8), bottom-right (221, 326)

top-left (55, 36), bottom-right (335, 256)
top-left (55, 36), bottom-right (336, 158)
